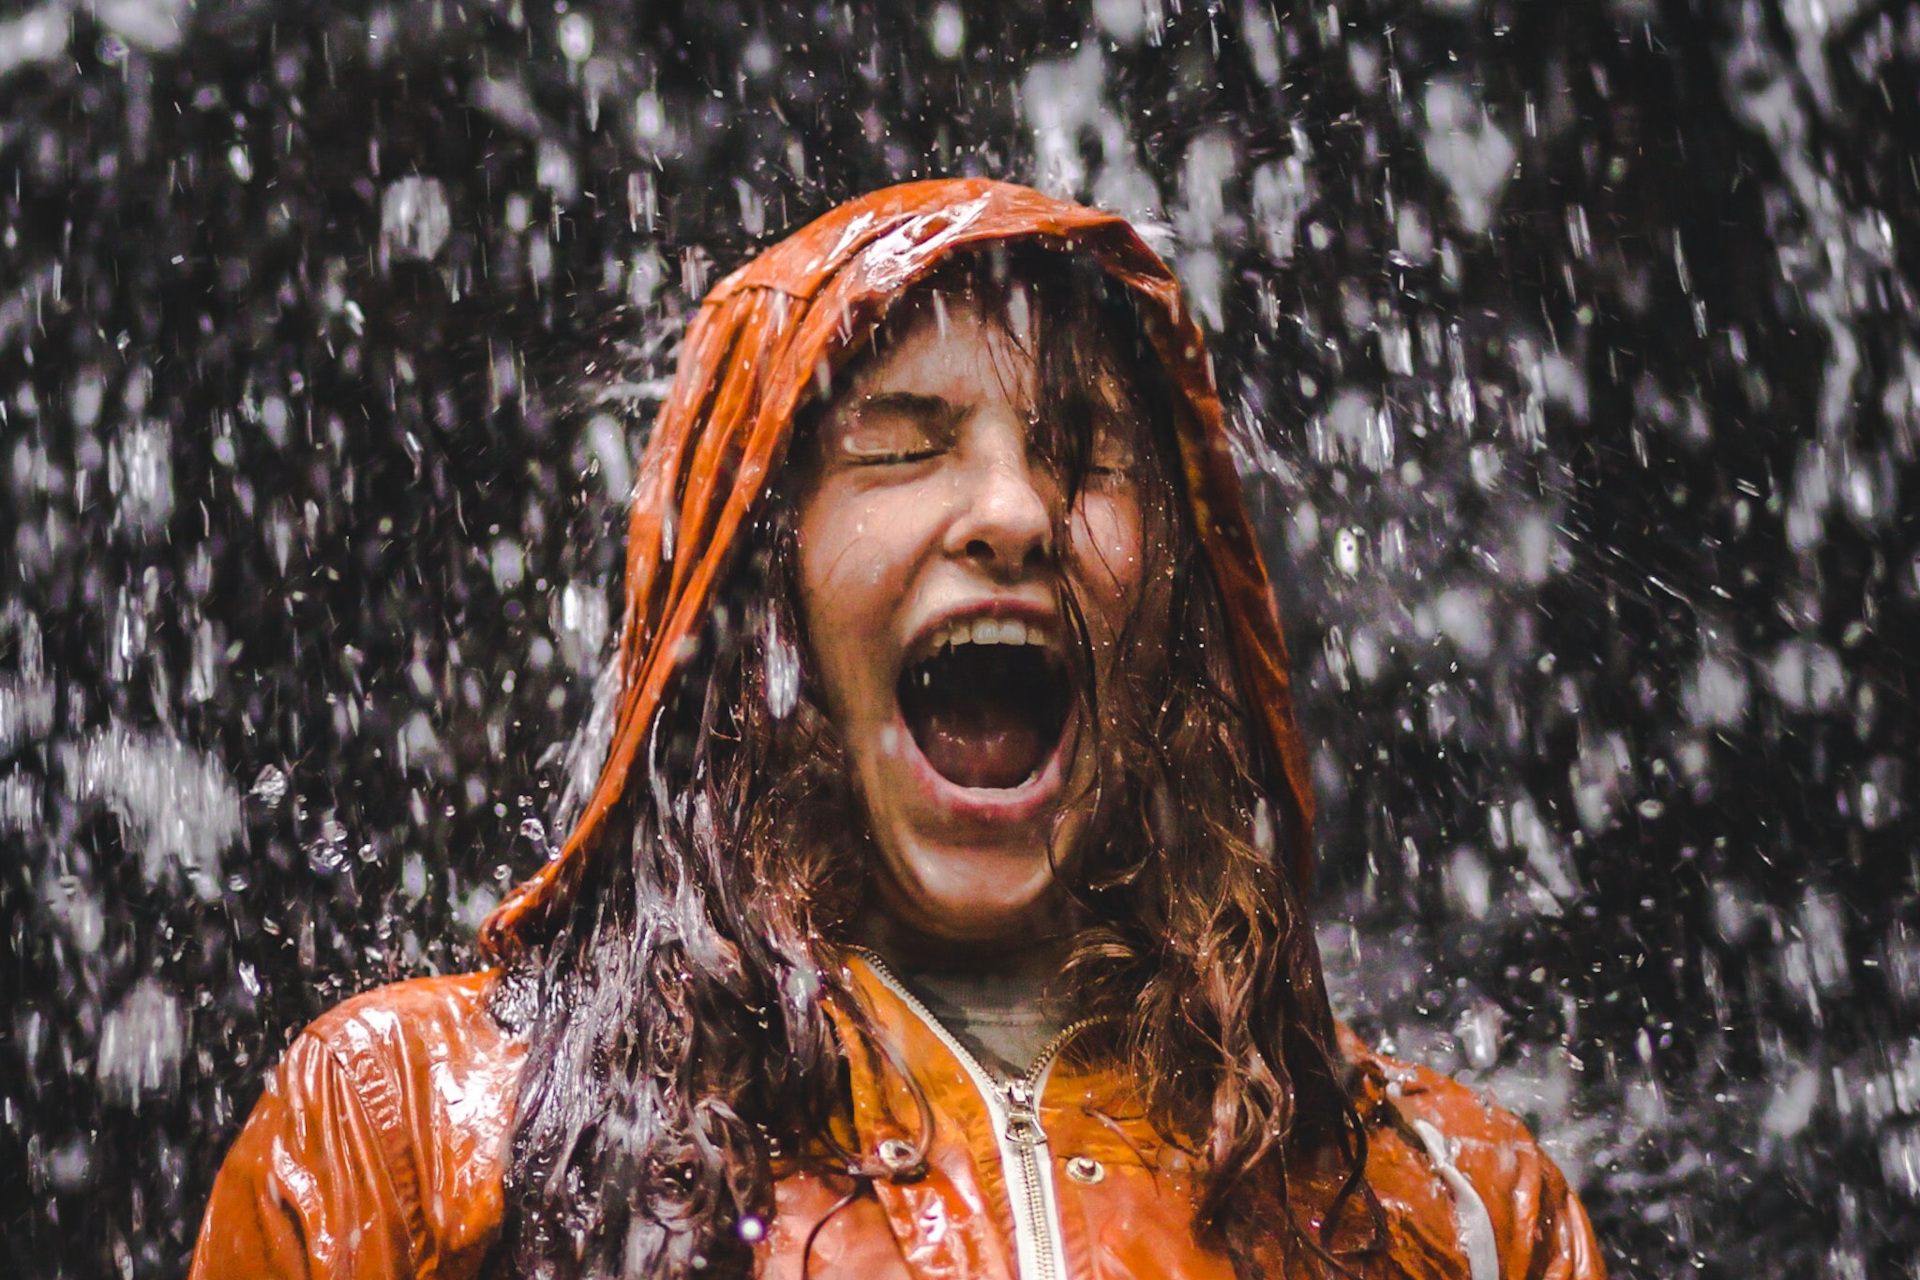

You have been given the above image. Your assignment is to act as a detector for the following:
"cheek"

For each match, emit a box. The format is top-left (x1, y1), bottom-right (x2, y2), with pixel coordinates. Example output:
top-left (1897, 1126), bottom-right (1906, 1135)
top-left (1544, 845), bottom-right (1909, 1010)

top-left (796, 482), bottom-right (927, 714)
top-left (799, 487), bottom-right (914, 612)
top-left (1068, 491), bottom-right (1146, 618)
top-left (796, 492), bottom-right (875, 713)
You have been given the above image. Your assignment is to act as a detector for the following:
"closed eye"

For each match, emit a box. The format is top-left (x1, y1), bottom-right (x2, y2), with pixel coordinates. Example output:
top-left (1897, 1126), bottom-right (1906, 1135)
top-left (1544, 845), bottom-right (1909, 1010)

top-left (1086, 426), bottom-right (1137, 483)
top-left (831, 391), bottom-right (961, 467)
top-left (849, 446), bottom-right (944, 465)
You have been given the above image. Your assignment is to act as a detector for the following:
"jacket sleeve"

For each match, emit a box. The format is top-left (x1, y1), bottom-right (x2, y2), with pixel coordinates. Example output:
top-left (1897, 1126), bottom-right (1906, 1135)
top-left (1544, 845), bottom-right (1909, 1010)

top-left (189, 1030), bottom-right (419, 1280)
top-left (1515, 1146), bottom-right (1603, 1280)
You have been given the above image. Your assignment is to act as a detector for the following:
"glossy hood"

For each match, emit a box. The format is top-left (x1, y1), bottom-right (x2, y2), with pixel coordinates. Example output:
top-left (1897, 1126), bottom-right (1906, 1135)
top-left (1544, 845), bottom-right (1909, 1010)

top-left (480, 178), bottom-right (1315, 960)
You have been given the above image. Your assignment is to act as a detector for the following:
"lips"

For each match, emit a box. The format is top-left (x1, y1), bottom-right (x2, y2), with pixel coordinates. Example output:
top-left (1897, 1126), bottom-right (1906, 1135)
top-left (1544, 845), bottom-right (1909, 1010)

top-left (895, 612), bottom-right (1073, 791)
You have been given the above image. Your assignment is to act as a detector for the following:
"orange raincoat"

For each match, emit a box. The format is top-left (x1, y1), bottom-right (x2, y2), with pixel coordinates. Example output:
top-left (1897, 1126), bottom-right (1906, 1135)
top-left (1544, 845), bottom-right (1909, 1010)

top-left (189, 180), bottom-right (1604, 1280)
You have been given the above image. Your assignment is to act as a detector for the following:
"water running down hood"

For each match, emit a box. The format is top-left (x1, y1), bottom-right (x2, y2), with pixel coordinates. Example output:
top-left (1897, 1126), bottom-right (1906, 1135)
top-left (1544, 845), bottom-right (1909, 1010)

top-left (480, 179), bottom-right (1315, 960)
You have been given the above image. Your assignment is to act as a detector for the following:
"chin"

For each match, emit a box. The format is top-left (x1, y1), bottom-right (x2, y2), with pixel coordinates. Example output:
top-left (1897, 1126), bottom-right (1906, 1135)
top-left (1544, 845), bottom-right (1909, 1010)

top-left (881, 844), bottom-right (1071, 944)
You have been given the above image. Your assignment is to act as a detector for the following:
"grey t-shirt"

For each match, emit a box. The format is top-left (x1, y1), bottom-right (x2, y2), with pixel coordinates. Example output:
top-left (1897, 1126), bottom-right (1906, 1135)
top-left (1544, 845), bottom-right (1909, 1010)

top-left (897, 965), bottom-right (1071, 1078)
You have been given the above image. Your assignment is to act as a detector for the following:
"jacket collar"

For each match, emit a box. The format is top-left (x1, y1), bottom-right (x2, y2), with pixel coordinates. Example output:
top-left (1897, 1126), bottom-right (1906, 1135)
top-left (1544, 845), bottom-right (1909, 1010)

top-left (822, 951), bottom-right (1406, 1271)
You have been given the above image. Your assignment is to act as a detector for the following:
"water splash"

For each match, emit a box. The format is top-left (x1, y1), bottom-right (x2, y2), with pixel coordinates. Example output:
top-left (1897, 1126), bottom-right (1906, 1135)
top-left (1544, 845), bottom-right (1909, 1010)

top-left (60, 724), bottom-right (242, 900)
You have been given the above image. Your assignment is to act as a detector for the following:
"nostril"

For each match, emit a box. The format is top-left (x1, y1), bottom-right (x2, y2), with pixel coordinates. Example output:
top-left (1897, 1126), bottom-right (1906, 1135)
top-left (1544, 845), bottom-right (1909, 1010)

top-left (964, 534), bottom-right (1052, 578)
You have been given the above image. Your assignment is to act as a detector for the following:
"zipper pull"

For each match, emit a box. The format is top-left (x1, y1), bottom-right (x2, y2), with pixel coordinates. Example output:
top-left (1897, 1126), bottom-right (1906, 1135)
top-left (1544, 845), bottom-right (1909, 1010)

top-left (1004, 1078), bottom-right (1047, 1146)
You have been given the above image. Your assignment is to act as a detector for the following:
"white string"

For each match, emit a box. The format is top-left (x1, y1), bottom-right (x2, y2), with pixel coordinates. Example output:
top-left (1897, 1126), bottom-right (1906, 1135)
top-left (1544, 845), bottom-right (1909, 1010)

top-left (1409, 1117), bottom-right (1502, 1280)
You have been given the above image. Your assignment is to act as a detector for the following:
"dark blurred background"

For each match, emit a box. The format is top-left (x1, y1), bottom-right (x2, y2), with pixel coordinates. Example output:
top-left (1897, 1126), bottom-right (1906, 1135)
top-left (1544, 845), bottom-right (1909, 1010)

top-left (1, 0), bottom-right (1916, 1275)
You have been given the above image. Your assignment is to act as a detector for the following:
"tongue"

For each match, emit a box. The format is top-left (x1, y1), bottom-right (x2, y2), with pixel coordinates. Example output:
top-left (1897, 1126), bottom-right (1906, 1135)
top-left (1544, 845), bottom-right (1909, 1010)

top-left (914, 704), bottom-right (1049, 789)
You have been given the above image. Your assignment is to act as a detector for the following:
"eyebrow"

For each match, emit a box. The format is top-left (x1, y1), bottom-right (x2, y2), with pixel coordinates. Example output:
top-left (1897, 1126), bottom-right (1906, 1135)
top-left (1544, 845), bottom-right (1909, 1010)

top-left (852, 390), bottom-right (962, 422)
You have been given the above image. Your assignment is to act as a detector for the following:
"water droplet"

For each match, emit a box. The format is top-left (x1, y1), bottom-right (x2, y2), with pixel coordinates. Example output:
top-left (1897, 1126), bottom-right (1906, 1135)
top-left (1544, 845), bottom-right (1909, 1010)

top-left (764, 610), bottom-right (800, 721)
top-left (556, 12), bottom-right (594, 62)
top-left (380, 176), bottom-right (452, 262)
top-left (250, 764), bottom-right (288, 810)
top-left (929, 4), bottom-right (964, 59)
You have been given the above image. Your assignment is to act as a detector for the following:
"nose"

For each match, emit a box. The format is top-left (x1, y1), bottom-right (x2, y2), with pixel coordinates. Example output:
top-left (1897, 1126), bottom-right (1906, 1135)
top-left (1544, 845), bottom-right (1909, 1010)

top-left (946, 422), bottom-right (1054, 580)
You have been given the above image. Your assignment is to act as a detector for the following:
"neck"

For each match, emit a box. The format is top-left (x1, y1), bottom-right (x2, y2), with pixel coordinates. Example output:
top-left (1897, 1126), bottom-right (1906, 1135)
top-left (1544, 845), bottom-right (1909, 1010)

top-left (851, 908), bottom-right (1075, 980)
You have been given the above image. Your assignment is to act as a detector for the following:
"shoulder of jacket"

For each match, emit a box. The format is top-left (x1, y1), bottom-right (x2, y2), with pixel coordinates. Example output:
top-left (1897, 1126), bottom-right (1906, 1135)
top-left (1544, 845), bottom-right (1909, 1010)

top-left (284, 969), bottom-right (525, 1138)
top-left (1339, 1023), bottom-right (1538, 1150)
top-left (217, 973), bottom-right (524, 1276)
top-left (1372, 1055), bottom-right (1537, 1151)
top-left (1341, 1025), bottom-right (1602, 1280)
top-left (300, 969), bottom-right (509, 1053)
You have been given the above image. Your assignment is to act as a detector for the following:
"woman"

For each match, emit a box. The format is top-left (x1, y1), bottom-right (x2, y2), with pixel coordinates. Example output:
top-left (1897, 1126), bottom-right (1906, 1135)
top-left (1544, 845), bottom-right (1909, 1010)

top-left (190, 180), bottom-right (1601, 1280)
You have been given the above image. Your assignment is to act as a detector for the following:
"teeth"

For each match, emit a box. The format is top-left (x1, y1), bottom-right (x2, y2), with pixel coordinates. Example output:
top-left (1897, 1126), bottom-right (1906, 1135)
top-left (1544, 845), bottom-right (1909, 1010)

top-left (926, 618), bottom-right (1055, 654)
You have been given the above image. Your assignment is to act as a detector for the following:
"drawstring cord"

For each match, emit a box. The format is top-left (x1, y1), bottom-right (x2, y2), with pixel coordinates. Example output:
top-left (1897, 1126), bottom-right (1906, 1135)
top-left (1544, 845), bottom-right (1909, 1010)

top-left (1406, 1116), bottom-right (1501, 1280)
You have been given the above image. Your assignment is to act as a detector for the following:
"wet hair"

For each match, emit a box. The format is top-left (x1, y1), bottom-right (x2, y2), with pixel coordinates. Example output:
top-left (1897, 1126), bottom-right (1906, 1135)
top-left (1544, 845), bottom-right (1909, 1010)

top-left (499, 249), bottom-right (1377, 1280)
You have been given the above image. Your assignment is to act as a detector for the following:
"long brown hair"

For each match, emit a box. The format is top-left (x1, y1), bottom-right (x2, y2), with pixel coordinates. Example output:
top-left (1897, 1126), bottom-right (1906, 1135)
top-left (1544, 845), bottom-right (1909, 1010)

top-left (500, 249), bottom-right (1373, 1280)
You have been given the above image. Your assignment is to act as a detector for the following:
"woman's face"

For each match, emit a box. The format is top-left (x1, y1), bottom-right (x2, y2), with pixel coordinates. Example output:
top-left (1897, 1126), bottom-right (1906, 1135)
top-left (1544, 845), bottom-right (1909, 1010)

top-left (796, 293), bottom-right (1149, 948)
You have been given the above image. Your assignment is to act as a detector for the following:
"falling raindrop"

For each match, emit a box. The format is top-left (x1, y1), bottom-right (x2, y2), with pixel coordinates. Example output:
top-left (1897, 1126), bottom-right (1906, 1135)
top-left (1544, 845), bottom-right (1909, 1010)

top-left (555, 12), bottom-right (594, 63)
top-left (380, 176), bottom-right (452, 263)
top-left (764, 609), bottom-right (800, 721)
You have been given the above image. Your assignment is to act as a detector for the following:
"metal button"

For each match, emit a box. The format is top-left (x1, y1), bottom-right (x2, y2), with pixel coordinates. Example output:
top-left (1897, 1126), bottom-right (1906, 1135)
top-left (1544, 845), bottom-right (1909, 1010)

top-left (877, 1138), bottom-right (925, 1180)
top-left (1064, 1155), bottom-right (1105, 1184)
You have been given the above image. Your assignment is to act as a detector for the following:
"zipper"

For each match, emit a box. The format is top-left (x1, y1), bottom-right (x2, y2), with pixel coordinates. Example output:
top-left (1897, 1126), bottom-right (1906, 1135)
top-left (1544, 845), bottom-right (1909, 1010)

top-left (851, 948), bottom-right (1095, 1280)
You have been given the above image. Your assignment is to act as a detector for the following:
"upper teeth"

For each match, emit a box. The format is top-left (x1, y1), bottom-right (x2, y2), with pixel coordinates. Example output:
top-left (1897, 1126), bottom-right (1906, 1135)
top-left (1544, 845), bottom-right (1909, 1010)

top-left (929, 618), bottom-right (1051, 650)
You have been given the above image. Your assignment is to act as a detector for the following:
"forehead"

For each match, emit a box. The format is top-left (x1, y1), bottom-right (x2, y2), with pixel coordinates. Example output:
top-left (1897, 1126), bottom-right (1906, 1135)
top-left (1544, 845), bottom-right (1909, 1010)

top-left (836, 292), bottom-right (1036, 411)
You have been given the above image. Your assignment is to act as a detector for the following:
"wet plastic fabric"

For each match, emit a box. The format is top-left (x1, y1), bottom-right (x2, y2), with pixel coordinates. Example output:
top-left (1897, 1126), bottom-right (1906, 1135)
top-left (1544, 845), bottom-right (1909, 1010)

top-left (479, 178), bottom-right (1319, 960)
top-left (190, 965), bottom-right (1603, 1280)
top-left (191, 183), bottom-right (1605, 1279)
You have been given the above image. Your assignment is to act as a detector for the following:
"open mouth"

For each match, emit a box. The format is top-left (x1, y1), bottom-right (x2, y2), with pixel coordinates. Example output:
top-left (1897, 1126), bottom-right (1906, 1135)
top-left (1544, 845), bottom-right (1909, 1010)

top-left (896, 617), bottom-right (1073, 790)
